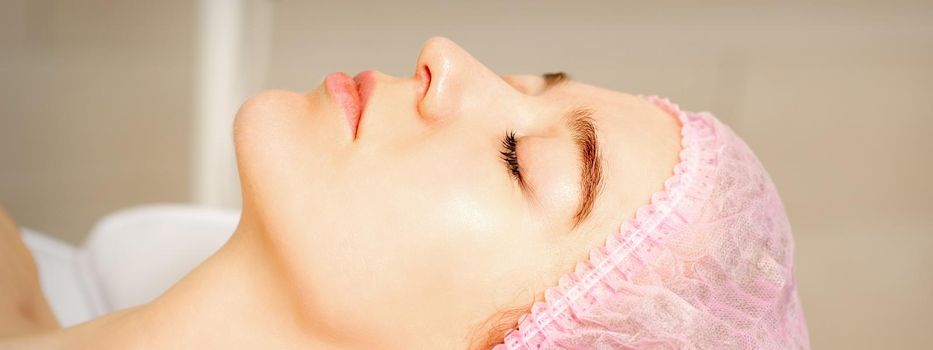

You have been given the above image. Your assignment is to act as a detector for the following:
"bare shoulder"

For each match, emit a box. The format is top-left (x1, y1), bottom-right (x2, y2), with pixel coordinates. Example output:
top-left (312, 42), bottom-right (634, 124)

top-left (0, 206), bottom-right (59, 338)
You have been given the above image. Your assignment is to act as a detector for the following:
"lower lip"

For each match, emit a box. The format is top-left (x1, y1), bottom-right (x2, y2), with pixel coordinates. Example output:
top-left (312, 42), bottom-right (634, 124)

top-left (324, 72), bottom-right (363, 139)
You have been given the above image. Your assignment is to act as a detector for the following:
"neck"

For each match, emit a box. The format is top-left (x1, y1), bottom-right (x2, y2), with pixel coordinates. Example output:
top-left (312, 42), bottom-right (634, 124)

top-left (46, 223), bottom-right (359, 350)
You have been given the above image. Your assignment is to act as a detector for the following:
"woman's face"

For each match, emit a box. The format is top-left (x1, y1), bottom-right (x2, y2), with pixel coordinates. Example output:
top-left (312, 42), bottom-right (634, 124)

top-left (233, 37), bottom-right (681, 347)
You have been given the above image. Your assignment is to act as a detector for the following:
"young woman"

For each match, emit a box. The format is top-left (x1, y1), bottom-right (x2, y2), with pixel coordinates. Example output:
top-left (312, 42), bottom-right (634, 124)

top-left (1, 37), bottom-right (808, 349)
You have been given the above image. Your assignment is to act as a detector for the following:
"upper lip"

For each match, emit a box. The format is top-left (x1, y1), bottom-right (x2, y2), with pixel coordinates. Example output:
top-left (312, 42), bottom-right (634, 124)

top-left (352, 70), bottom-right (376, 139)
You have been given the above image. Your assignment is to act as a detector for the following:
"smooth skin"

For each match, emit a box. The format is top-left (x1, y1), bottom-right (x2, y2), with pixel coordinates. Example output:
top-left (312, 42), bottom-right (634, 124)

top-left (0, 207), bottom-right (58, 337)
top-left (0, 37), bottom-right (680, 349)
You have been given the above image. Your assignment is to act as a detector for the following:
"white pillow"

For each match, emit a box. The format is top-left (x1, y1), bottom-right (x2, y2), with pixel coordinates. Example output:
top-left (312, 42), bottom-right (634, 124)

top-left (23, 204), bottom-right (238, 326)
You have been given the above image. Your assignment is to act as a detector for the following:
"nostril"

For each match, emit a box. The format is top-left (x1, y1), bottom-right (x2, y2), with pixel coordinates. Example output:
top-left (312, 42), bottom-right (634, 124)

top-left (416, 64), bottom-right (431, 99)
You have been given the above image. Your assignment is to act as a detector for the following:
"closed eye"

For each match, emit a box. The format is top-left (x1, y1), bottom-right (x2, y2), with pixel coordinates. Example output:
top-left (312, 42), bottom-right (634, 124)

top-left (542, 72), bottom-right (568, 88)
top-left (499, 130), bottom-right (523, 186)
top-left (501, 72), bottom-right (568, 95)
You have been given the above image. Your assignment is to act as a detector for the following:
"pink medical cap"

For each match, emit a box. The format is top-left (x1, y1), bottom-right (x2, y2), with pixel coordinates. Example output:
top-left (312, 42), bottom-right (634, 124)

top-left (495, 96), bottom-right (809, 349)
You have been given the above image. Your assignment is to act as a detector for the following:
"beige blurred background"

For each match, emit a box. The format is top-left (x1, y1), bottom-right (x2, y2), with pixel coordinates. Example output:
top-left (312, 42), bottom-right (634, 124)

top-left (1, 0), bottom-right (931, 348)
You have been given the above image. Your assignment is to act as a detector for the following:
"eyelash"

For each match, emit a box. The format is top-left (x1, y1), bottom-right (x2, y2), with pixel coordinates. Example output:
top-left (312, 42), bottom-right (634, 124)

top-left (499, 131), bottom-right (523, 184)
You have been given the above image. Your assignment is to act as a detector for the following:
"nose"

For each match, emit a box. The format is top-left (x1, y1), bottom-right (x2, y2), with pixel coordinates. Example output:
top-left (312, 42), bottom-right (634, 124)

top-left (414, 37), bottom-right (520, 123)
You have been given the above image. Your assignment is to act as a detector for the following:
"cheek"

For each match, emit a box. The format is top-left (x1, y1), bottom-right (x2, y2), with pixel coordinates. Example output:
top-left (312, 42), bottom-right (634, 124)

top-left (383, 167), bottom-right (553, 313)
top-left (390, 150), bottom-right (518, 243)
top-left (433, 179), bottom-right (506, 238)
top-left (354, 142), bottom-right (524, 265)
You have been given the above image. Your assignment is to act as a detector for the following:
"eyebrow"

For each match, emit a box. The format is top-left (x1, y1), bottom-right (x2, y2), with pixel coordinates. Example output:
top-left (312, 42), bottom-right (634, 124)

top-left (539, 73), bottom-right (603, 228)
top-left (565, 108), bottom-right (603, 228)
